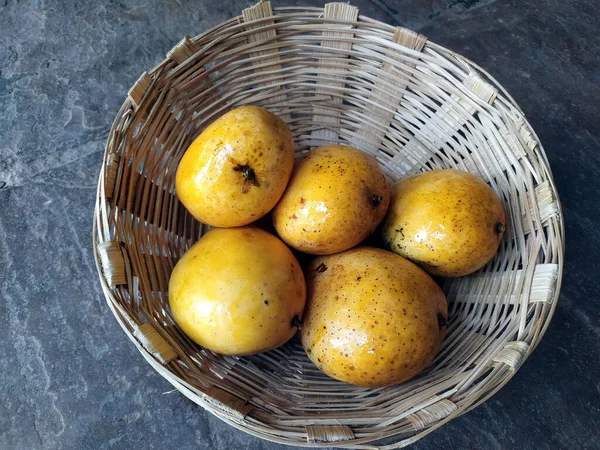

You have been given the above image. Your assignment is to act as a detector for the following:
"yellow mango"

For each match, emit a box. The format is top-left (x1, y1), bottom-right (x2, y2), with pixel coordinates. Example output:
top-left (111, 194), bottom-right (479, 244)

top-left (301, 247), bottom-right (448, 387)
top-left (273, 145), bottom-right (390, 255)
top-left (176, 106), bottom-right (294, 227)
top-left (169, 227), bottom-right (306, 356)
top-left (381, 169), bottom-right (506, 277)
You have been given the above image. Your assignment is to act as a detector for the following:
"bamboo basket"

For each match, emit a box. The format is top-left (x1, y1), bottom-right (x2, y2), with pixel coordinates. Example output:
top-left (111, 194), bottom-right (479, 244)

top-left (93, 2), bottom-right (564, 448)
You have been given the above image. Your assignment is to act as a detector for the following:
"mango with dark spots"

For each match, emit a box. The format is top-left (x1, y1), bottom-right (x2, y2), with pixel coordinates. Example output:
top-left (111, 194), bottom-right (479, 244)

top-left (169, 227), bottom-right (306, 356)
top-left (300, 247), bottom-right (447, 387)
top-left (381, 169), bottom-right (506, 277)
top-left (273, 145), bottom-right (390, 255)
top-left (176, 106), bottom-right (294, 227)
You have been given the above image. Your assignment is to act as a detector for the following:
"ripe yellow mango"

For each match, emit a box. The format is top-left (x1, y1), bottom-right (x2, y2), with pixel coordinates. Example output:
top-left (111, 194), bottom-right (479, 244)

top-left (169, 227), bottom-right (306, 356)
top-left (381, 169), bottom-right (506, 277)
top-left (301, 247), bottom-right (448, 387)
top-left (273, 145), bottom-right (389, 255)
top-left (176, 106), bottom-right (294, 227)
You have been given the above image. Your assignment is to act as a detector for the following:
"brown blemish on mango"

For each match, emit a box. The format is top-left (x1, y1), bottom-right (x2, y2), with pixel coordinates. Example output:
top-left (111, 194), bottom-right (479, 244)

top-left (370, 193), bottom-right (384, 208)
top-left (314, 262), bottom-right (327, 273)
top-left (291, 315), bottom-right (302, 329)
top-left (233, 164), bottom-right (260, 194)
top-left (495, 222), bottom-right (506, 234)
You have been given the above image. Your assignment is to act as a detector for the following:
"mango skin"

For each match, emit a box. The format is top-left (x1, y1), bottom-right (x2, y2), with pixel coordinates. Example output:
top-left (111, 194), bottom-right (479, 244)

top-left (168, 227), bottom-right (306, 356)
top-left (273, 145), bottom-right (390, 255)
top-left (381, 169), bottom-right (506, 277)
top-left (301, 247), bottom-right (447, 387)
top-left (176, 106), bottom-right (294, 227)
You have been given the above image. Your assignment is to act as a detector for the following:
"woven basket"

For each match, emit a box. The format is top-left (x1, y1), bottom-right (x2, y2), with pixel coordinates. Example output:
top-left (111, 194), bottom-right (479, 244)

top-left (93, 2), bottom-right (564, 448)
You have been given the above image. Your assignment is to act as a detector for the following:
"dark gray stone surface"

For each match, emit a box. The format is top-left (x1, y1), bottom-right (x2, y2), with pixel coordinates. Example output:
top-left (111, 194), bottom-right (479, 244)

top-left (1, 0), bottom-right (598, 449)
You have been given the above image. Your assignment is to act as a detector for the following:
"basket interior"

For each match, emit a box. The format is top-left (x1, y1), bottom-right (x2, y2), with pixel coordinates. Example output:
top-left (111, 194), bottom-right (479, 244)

top-left (94, 2), bottom-right (563, 447)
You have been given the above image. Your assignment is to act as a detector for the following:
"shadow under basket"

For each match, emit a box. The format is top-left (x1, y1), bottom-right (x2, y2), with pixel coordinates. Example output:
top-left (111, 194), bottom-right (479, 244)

top-left (93, 2), bottom-right (564, 448)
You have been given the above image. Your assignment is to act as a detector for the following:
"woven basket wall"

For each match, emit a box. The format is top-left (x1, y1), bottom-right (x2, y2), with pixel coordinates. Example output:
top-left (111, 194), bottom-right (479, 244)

top-left (93, 2), bottom-right (564, 448)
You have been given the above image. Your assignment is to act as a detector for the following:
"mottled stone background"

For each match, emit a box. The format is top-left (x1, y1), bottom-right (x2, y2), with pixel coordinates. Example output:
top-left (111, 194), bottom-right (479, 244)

top-left (0, 0), bottom-right (598, 449)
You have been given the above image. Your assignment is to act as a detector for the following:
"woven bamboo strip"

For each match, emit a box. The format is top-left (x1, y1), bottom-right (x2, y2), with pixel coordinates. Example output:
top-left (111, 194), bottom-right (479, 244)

top-left (311, 3), bottom-right (358, 145)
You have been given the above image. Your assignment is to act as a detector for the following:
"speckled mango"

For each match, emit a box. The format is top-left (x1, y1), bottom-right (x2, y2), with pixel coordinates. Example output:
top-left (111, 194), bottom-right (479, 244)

top-left (272, 145), bottom-right (390, 255)
top-left (168, 227), bottom-right (306, 356)
top-left (381, 169), bottom-right (506, 277)
top-left (301, 247), bottom-right (448, 387)
top-left (176, 106), bottom-right (294, 227)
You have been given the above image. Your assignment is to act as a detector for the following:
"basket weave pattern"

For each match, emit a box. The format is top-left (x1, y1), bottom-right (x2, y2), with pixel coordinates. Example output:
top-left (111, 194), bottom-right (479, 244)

top-left (93, 2), bottom-right (564, 448)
